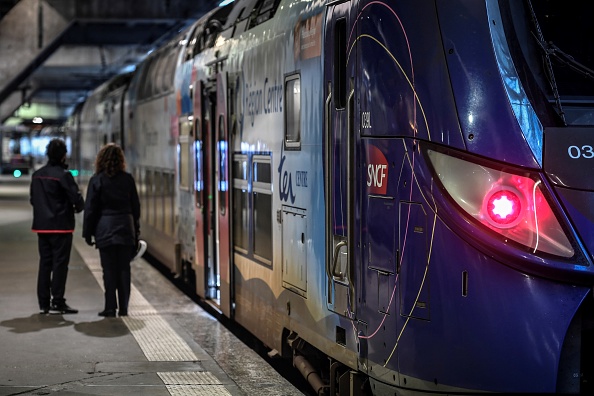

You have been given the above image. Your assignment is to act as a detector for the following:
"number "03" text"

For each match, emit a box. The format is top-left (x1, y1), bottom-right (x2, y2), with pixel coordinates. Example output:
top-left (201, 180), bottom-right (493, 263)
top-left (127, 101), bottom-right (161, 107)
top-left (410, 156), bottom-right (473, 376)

top-left (568, 145), bottom-right (594, 159)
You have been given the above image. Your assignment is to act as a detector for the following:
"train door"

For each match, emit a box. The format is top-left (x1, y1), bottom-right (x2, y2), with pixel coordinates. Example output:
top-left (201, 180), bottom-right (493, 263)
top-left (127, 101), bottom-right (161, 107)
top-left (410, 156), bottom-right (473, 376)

top-left (193, 79), bottom-right (210, 298)
top-left (195, 73), bottom-right (233, 315)
top-left (324, 1), bottom-right (358, 320)
top-left (215, 72), bottom-right (233, 318)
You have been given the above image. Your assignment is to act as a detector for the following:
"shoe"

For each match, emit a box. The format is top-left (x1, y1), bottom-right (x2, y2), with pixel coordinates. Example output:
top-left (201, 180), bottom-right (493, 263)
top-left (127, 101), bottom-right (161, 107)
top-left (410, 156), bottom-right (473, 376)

top-left (98, 310), bottom-right (116, 317)
top-left (39, 307), bottom-right (50, 314)
top-left (50, 303), bottom-right (78, 314)
top-left (118, 310), bottom-right (128, 317)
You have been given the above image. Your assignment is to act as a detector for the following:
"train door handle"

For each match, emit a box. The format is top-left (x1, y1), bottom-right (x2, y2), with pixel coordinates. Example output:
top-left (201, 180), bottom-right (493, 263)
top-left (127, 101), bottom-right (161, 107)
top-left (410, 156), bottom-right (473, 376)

top-left (332, 241), bottom-right (347, 280)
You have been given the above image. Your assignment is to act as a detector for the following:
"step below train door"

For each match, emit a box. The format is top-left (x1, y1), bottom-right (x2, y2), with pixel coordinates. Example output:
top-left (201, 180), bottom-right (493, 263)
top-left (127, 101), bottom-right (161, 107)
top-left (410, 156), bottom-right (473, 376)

top-left (324, 0), bottom-right (357, 321)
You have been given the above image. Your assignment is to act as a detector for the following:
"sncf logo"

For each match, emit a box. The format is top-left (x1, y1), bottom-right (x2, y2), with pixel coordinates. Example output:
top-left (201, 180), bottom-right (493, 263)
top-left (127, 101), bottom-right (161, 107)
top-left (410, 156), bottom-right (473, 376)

top-left (366, 145), bottom-right (389, 195)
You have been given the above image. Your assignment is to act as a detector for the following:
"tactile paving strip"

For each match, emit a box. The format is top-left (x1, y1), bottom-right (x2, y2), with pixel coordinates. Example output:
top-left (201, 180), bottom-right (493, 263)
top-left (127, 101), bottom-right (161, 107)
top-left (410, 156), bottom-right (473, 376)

top-left (159, 372), bottom-right (230, 395)
top-left (159, 371), bottom-right (222, 385)
top-left (164, 385), bottom-right (232, 396)
top-left (123, 314), bottom-right (197, 361)
top-left (77, 241), bottom-right (233, 395)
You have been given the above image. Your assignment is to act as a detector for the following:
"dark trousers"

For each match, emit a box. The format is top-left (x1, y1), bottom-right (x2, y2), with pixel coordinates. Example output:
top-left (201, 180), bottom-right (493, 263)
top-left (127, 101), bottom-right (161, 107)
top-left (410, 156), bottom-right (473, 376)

top-left (37, 233), bottom-right (73, 308)
top-left (99, 245), bottom-right (134, 313)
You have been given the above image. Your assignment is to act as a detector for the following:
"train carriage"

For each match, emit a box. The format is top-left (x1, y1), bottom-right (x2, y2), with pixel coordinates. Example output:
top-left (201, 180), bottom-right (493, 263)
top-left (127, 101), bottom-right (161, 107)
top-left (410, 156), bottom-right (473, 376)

top-left (69, 0), bottom-right (594, 394)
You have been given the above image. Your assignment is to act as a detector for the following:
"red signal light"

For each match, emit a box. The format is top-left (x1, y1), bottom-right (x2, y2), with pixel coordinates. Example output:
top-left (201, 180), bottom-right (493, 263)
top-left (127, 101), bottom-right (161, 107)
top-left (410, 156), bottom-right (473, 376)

top-left (486, 189), bottom-right (521, 227)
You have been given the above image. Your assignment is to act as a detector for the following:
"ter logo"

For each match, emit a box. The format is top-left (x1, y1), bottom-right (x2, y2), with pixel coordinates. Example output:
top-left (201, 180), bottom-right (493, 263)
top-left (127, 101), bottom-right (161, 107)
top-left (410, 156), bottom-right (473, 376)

top-left (367, 145), bottom-right (389, 195)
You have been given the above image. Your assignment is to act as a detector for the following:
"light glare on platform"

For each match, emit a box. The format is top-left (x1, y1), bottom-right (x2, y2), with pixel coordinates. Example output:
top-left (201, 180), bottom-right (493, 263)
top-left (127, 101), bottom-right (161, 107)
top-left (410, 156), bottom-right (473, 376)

top-left (32, 117), bottom-right (43, 124)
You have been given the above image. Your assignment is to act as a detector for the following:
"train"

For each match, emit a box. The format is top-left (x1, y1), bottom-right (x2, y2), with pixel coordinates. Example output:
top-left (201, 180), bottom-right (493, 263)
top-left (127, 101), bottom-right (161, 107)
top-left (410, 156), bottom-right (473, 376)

top-left (64, 0), bottom-right (594, 394)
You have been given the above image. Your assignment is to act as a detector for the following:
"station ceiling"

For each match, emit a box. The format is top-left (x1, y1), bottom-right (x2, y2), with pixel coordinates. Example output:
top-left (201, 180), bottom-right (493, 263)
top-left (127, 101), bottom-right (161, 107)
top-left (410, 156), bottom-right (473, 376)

top-left (0, 0), bottom-right (221, 128)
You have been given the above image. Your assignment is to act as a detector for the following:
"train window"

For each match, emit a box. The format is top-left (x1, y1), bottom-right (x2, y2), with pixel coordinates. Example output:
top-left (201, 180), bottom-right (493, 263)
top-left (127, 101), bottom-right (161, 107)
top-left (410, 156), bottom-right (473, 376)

top-left (162, 50), bottom-right (178, 93)
top-left (218, 116), bottom-right (228, 215)
top-left (253, 155), bottom-right (272, 264)
top-left (152, 57), bottom-right (166, 97)
top-left (285, 75), bottom-right (301, 150)
top-left (253, 160), bottom-right (271, 183)
top-left (146, 169), bottom-right (154, 227)
top-left (233, 155), bottom-right (249, 253)
top-left (179, 119), bottom-right (192, 190)
top-left (164, 172), bottom-right (174, 236)
top-left (137, 168), bottom-right (145, 223)
top-left (253, 192), bottom-right (272, 263)
top-left (147, 57), bottom-right (160, 99)
top-left (233, 19), bottom-right (248, 37)
top-left (334, 18), bottom-right (347, 109)
top-left (194, 118), bottom-right (204, 207)
top-left (247, 0), bottom-right (281, 30)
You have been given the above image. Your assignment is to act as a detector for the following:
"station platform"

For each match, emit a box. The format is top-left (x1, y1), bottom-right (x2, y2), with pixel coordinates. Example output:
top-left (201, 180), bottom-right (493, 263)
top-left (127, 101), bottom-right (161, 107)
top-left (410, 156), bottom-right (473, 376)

top-left (0, 175), bottom-right (304, 396)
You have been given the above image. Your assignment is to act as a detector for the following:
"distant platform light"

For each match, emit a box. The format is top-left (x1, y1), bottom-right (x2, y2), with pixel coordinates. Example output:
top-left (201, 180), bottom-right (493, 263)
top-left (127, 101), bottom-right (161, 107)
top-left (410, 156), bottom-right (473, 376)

top-left (32, 117), bottom-right (43, 124)
top-left (13, 169), bottom-right (22, 178)
top-left (69, 169), bottom-right (79, 177)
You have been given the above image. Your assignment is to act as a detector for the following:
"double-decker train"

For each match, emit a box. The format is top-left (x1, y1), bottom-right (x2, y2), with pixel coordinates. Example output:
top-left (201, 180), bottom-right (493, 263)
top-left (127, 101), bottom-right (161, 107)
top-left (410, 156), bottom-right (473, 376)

top-left (65, 0), bottom-right (594, 394)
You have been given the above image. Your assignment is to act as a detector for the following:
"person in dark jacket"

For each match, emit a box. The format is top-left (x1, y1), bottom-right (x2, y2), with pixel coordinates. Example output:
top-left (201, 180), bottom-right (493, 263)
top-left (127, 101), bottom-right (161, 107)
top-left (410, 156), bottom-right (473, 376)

top-left (30, 138), bottom-right (84, 314)
top-left (82, 143), bottom-right (140, 317)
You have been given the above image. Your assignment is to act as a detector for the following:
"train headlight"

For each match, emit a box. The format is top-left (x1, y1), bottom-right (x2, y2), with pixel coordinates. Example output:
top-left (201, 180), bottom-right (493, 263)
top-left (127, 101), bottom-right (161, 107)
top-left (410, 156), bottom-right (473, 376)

top-left (427, 149), bottom-right (574, 258)
top-left (485, 188), bottom-right (522, 227)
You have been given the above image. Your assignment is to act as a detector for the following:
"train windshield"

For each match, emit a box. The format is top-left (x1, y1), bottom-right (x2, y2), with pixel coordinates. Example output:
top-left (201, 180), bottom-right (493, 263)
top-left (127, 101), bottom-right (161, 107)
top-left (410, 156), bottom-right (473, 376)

top-left (499, 0), bottom-right (594, 126)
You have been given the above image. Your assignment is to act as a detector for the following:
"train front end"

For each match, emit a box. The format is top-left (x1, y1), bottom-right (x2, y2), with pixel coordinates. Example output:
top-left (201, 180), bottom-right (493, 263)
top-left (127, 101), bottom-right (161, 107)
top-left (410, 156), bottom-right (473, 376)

top-left (342, 0), bottom-right (594, 393)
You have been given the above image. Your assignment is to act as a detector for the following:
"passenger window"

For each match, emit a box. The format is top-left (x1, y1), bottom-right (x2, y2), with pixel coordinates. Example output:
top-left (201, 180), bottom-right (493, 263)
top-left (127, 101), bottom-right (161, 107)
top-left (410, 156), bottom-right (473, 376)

top-left (194, 118), bottom-right (204, 207)
top-left (253, 155), bottom-right (272, 264)
top-left (233, 155), bottom-right (249, 253)
top-left (231, 153), bottom-right (273, 267)
top-left (285, 75), bottom-right (301, 150)
top-left (218, 116), bottom-right (228, 215)
top-left (179, 119), bottom-right (192, 190)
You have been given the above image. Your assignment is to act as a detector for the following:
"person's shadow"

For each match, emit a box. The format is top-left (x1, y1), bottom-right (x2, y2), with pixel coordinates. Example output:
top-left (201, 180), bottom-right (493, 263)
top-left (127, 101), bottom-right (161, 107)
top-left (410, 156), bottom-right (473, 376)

top-left (1, 313), bottom-right (75, 333)
top-left (2, 313), bottom-right (146, 338)
top-left (74, 317), bottom-right (132, 338)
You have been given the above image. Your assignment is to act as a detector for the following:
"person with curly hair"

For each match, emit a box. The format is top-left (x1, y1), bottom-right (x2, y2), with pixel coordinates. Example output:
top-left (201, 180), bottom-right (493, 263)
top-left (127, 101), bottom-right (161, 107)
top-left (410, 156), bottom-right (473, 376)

top-left (82, 143), bottom-right (140, 317)
top-left (30, 138), bottom-right (85, 314)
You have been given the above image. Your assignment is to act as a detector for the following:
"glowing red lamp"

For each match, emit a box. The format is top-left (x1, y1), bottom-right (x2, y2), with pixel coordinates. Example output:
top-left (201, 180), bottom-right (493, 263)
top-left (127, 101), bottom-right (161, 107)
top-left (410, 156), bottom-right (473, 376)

top-left (486, 189), bottom-right (521, 226)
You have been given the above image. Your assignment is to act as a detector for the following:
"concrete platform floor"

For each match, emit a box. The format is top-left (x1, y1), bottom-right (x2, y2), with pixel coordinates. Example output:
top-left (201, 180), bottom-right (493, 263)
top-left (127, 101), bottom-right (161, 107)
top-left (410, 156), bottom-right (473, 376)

top-left (0, 175), bottom-right (304, 395)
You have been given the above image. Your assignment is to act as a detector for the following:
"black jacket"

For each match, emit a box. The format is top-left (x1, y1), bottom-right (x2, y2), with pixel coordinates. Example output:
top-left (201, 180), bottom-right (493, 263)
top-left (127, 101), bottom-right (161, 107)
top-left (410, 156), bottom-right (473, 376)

top-left (30, 162), bottom-right (84, 233)
top-left (82, 171), bottom-right (140, 249)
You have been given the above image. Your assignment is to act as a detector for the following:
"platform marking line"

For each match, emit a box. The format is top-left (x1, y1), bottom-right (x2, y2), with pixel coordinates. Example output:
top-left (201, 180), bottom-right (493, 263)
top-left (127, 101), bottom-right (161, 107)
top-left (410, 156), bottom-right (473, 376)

top-left (75, 240), bottom-right (233, 396)
top-left (124, 315), bottom-right (198, 361)
top-left (165, 385), bottom-right (232, 396)
top-left (159, 371), bottom-right (231, 395)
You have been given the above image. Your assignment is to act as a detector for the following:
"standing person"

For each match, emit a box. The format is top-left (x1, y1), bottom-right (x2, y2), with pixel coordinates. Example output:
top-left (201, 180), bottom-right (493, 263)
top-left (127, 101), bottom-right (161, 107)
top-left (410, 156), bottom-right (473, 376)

top-left (82, 143), bottom-right (140, 317)
top-left (30, 138), bottom-right (84, 314)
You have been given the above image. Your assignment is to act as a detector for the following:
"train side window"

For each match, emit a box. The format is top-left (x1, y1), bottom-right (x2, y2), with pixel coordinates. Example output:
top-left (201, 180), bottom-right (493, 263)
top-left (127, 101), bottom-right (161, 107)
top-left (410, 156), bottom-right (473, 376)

top-left (179, 119), bottom-right (192, 190)
top-left (161, 50), bottom-right (178, 92)
top-left (218, 115), bottom-right (228, 215)
top-left (146, 169), bottom-right (154, 227)
top-left (195, 118), bottom-right (204, 207)
top-left (253, 155), bottom-right (272, 264)
top-left (285, 74), bottom-right (301, 150)
top-left (136, 168), bottom-right (147, 223)
top-left (233, 154), bottom-right (249, 253)
top-left (334, 18), bottom-right (347, 109)
top-left (144, 60), bottom-right (155, 99)
top-left (248, 0), bottom-right (281, 29)
top-left (155, 171), bottom-right (164, 232)
top-left (164, 172), bottom-right (174, 236)
top-left (152, 57), bottom-right (167, 97)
